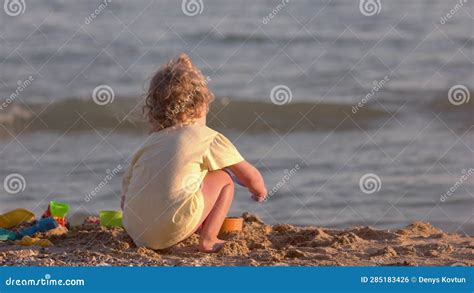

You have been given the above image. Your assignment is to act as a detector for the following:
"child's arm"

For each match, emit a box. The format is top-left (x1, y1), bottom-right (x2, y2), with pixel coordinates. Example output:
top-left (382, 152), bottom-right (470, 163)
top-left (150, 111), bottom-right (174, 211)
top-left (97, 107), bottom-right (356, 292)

top-left (228, 161), bottom-right (267, 202)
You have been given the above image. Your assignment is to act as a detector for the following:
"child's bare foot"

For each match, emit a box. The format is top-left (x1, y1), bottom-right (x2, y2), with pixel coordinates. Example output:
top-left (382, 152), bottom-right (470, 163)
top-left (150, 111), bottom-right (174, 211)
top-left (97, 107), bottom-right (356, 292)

top-left (199, 238), bottom-right (226, 253)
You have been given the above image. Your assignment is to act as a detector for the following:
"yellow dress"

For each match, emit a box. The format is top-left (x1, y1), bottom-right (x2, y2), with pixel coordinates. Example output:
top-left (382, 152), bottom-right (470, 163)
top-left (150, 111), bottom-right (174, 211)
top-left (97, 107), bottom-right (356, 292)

top-left (122, 124), bottom-right (244, 249)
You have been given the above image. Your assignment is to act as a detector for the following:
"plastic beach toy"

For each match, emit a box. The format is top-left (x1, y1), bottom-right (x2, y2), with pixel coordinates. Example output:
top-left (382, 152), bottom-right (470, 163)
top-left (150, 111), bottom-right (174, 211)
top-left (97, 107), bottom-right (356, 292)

top-left (0, 228), bottom-right (17, 241)
top-left (42, 201), bottom-right (69, 227)
top-left (18, 218), bottom-right (58, 238)
top-left (219, 217), bottom-right (243, 235)
top-left (0, 208), bottom-right (35, 229)
top-left (99, 211), bottom-right (123, 228)
top-left (49, 201), bottom-right (70, 218)
top-left (15, 236), bottom-right (53, 247)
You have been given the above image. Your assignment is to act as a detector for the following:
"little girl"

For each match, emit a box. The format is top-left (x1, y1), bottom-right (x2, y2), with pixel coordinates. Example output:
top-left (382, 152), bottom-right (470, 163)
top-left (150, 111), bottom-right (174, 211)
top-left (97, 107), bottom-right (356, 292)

top-left (121, 53), bottom-right (267, 252)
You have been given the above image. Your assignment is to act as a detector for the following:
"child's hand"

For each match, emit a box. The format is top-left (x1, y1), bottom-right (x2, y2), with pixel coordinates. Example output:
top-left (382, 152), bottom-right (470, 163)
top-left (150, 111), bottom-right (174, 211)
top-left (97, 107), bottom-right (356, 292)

top-left (251, 192), bottom-right (267, 202)
top-left (228, 161), bottom-right (267, 203)
top-left (251, 186), bottom-right (267, 202)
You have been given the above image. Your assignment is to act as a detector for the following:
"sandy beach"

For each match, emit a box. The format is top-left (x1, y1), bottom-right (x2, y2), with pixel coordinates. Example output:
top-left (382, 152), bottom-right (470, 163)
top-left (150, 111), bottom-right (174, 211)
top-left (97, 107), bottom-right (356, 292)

top-left (0, 213), bottom-right (472, 266)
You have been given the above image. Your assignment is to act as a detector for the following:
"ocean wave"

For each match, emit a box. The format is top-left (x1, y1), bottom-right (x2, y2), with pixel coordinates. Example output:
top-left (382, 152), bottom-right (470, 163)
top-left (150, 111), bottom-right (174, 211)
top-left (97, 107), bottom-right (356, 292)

top-left (0, 97), bottom-right (389, 138)
top-left (430, 89), bottom-right (473, 112)
top-left (429, 87), bottom-right (473, 131)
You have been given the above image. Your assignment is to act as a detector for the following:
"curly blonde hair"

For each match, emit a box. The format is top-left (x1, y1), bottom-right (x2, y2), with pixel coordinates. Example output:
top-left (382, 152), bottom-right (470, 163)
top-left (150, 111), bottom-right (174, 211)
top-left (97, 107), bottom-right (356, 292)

top-left (143, 53), bottom-right (213, 131)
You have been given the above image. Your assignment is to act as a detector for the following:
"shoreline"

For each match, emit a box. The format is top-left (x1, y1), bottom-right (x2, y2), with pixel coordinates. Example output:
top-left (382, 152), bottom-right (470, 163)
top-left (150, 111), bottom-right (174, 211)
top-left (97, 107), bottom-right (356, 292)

top-left (0, 213), bottom-right (472, 266)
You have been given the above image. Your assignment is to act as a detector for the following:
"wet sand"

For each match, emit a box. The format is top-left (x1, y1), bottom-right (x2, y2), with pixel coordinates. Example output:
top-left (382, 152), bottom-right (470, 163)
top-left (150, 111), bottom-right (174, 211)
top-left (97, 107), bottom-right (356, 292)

top-left (0, 213), bottom-right (472, 266)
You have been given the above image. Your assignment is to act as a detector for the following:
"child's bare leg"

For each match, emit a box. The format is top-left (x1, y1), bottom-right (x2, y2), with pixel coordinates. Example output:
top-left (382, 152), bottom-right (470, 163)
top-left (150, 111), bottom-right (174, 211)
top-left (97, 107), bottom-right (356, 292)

top-left (196, 170), bottom-right (234, 252)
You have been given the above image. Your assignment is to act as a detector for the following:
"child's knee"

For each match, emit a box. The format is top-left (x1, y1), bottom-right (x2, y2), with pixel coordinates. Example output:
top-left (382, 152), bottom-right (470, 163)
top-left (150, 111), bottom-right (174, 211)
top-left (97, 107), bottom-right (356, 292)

top-left (220, 170), bottom-right (234, 188)
top-left (217, 169), bottom-right (234, 186)
top-left (214, 170), bottom-right (234, 198)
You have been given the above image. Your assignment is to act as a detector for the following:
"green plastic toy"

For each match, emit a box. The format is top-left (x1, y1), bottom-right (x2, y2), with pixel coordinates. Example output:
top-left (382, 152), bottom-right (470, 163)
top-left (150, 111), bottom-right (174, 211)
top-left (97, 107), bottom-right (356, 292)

top-left (49, 201), bottom-right (70, 218)
top-left (99, 211), bottom-right (123, 228)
